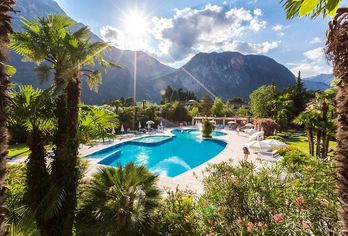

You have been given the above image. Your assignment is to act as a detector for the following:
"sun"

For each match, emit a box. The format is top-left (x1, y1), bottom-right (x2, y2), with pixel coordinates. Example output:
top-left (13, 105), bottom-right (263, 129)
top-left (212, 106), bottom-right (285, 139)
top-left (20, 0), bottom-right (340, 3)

top-left (123, 10), bottom-right (149, 38)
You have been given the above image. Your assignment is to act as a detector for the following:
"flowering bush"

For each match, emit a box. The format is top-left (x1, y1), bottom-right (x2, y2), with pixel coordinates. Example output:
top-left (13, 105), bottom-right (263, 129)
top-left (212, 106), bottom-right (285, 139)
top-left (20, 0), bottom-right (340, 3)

top-left (198, 160), bottom-right (338, 235)
top-left (152, 188), bottom-right (203, 235)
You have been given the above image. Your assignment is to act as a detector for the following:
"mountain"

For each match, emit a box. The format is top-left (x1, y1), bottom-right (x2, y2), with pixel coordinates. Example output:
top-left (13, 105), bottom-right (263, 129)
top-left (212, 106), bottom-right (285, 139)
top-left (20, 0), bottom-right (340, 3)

top-left (303, 80), bottom-right (329, 91)
top-left (9, 0), bottom-right (297, 103)
top-left (151, 52), bottom-right (296, 101)
top-left (9, 0), bottom-right (175, 104)
top-left (302, 73), bottom-right (333, 91)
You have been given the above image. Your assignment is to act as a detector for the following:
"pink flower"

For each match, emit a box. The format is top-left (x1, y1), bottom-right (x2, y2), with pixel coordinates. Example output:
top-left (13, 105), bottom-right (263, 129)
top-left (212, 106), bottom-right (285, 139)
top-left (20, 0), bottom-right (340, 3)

top-left (294, 196), bottom-right (305, 207)
top-left (273, 213), bottom-right (285, 223)
top-left (247, 222), bottom-right (254, 232)
top-left (203, 199), bottom-right (210, 206)
top-left (302, 220), bottom-right (311, 230)
top-left (257, 222), bottom-right (268, 228)
top-left (320, 198), bottom-right (330, 208)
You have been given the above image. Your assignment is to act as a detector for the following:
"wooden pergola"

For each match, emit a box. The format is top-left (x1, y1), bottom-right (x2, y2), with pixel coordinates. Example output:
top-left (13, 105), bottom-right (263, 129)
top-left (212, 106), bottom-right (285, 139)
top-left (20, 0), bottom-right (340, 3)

top-left (192, 116), bottom-right (252, 126)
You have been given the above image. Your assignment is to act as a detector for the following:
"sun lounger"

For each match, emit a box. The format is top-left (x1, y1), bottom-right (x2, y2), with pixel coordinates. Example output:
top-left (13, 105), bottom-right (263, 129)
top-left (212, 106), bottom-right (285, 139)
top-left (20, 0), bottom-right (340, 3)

top-left (257, 150), bottom-right (281, 162)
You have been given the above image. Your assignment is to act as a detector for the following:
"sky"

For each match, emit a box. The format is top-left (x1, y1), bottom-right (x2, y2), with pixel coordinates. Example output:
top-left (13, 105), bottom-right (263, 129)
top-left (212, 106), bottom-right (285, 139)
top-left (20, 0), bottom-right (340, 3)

top-left (54, 0), bottom-right (332, 77)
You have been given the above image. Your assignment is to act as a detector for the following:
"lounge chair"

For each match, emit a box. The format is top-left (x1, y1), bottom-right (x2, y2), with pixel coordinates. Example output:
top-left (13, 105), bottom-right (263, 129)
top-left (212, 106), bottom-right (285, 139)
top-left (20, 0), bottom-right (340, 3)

top-left (256, 150), bottom-right (281, 162)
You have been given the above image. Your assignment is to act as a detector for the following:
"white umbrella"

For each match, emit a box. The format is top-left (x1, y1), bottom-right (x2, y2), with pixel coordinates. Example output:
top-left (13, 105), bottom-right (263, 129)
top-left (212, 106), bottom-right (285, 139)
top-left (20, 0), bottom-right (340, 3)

top-left (210, 120), bottom-right (216, 123)
top-left (245, 140), bottom-right (271, 152)
top-left (138, 122), bottom-right (142, 129)
top-left (262, 139), bottom-right (287, 148)
top-left (248, 131), bottom-right (264, 141)
top-left (245, 123), bottom-right (254, 128)
top-left (146, 120), bottom-right (155, 125)
top-left (160, 120), bottom-right (163, 126)
top-left (227, 121), bottom-right (236, 124)
top-left (111, 128), bottom-right (115, 134)
top-left (120, 125), bottom-right (124, 133)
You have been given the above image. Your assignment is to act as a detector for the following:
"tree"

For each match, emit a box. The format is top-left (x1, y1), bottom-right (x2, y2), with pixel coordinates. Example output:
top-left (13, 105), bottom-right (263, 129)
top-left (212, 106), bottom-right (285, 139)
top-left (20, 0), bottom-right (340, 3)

top-left (250, 85), bottom-right (278, 118)
top-left (201, 94), bottom-right (213, 116)
top-left (9, 85), bottom-right (59, 234)
top-left (171, 102), bottom-right (191, 122)
top-left (10, 15), bottom-right (118, 235)
top-left (211, 98), bottom-right (225, 117)
top-left (202, 120), bottom-right (215, 138)
top-left (79, 106), bottom-right (118, 144)
top-left (279, 1), bottom-right (348, 231)
top-left (0, 0), bottom-right (16, 234)
top-left (293, 111), bottom-right (317, 156)
top-left (76, 164), bottom-right (160, 236)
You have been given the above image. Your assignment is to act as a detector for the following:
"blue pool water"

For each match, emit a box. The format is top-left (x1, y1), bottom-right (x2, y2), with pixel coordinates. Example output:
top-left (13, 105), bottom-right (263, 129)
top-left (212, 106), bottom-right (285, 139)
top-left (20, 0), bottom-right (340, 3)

top-left (86, 130), bottom-right (226, 177)
top-left (185, 129), bottom-right (227, 137)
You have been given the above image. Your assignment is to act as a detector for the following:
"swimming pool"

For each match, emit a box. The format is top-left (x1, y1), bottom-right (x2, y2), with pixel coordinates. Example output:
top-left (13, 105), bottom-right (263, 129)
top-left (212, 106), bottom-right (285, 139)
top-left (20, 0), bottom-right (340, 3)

top-left (86, 130), bottom-right (227, 177)
top-left (181, 129), bottom-right (227, 137)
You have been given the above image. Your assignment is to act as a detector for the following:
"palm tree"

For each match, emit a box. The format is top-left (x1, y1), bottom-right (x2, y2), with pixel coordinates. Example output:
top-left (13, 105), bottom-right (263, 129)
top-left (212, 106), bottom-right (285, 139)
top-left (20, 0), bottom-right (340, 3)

top-left (294, 109), bottom-right (319, 156)
top-left (280, 0), bottom-right (347, 231)
top-left (9, 85), bottom-right (59, 234)
top-left (79, 106), bottom-right (119, 144)
top-left (0, 0), bottom-right (16, 234)
top-left (10, 14), bottom-right (119, 235)
top-left (76, 164), bottom-right (160, 236)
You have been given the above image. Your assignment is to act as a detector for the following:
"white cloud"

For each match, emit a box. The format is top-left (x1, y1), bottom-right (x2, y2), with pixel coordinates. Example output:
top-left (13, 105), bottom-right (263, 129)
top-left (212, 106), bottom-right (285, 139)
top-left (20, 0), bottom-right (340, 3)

top-left (253, 8), bottom-right (262, 16)
top-left (100, 26), bottom-right (123, 45)
top-left (290, 47), bottom-right (331, 77)
top-left (150, 4), bottom-right (269, 61)
top-left (309, 37), bottom-right (322, 44)
top-left (216, 40), bottom-right (280, 54)
top-left (272, 24), bottom-right (283, 31)
top-left (304, 47), bottom-right (324, 62)
top-left (290, 63), bottom-right (331, 77)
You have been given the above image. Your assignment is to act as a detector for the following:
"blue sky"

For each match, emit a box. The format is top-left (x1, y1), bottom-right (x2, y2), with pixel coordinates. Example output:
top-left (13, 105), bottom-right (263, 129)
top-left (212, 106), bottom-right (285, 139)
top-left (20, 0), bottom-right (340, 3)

top-left (55, 0), bottom-right (332, 77)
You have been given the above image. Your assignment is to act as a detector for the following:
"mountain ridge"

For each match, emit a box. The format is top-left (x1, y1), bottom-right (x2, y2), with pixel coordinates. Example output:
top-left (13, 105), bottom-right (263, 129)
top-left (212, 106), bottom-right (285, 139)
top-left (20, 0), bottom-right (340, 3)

top-left (10, 0), bottom-right (307, 103)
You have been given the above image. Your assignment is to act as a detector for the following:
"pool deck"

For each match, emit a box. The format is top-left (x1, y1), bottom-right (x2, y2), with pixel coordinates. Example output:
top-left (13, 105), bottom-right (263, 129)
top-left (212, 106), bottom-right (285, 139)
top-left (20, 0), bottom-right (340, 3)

top-left (80, 128), bottom-right (259, 194)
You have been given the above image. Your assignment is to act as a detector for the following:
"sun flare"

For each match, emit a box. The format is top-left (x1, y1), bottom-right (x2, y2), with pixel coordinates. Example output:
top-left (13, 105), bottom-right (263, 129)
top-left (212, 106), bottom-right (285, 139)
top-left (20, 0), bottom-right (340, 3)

top-left (123, 10), bottom-right (149, 38)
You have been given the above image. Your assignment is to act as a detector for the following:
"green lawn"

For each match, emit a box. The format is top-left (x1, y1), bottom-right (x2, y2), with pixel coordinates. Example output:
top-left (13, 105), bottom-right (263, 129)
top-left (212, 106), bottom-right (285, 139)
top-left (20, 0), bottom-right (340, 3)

top-left (8, 144), bottom-right (30, 158)
top-left (278, 131), bottom-right (336, 155)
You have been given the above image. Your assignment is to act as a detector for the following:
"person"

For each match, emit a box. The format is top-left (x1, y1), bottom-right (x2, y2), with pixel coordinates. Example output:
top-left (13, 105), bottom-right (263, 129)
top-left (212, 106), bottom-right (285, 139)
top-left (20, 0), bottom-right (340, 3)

top-left (243, 146), bottom-right (250, 161)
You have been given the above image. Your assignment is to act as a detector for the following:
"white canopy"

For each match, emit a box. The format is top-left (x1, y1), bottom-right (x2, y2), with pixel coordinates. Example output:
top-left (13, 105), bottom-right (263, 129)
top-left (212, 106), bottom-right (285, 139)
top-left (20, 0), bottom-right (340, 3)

top-left (248, 131), bottom-right (264, 142)
top-left (262, 139), bottom-right (287, 148)
top-left (146, 120), bottom-right (155, 125)
top-left (209, 120), bottom-right (216, 123)
top-left (227, 121), bottom-right (236, 124)
top-left (245, 141), bottom-right (271, 152)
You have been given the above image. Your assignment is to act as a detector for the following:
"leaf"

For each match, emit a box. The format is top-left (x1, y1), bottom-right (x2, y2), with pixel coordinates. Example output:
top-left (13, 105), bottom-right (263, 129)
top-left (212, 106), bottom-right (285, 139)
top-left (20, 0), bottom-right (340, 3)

top-left (300, 0), bottom-right (320, 16)
top-left (5, 64), bottom-right (16, 76)
top-left (34, 64), bottom-right (51, 84)
top-left (326, 0), bottom-right (341, 16)
top-left (69, 38), bottom-right (79, 48)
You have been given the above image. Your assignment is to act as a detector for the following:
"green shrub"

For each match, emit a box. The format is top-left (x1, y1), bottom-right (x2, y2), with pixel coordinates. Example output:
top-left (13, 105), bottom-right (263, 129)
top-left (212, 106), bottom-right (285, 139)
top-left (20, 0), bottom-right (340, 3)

top-left (6, 164), bottom-right (26, 204)
top-left (199, 160), bottom-right (338, 235)
top-left (202, 120), bottom-right (214, 137)
top-left (278, 150), bottom-right (312, 173)
top-left (152, 189), bottom-right (202, 235)
top-left (276, 146), bottom-right (301, 156)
